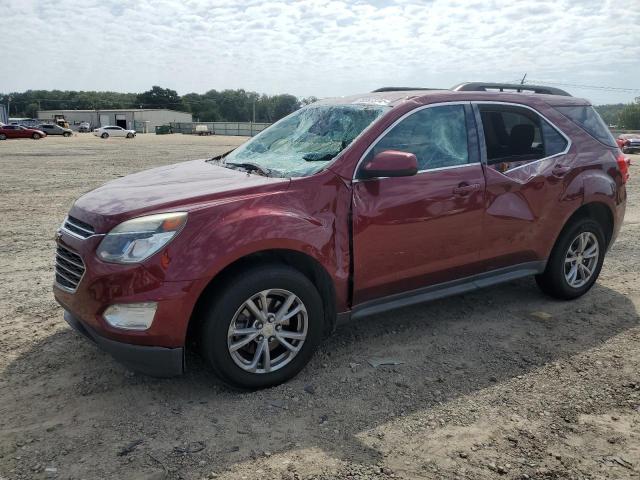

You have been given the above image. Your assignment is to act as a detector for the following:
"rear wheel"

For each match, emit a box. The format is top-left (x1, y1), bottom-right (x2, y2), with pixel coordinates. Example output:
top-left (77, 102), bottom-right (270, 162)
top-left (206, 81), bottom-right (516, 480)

top-left (32, 133), bottom-right (41, 139)
top-left (0, 133), bottom-right (6, 140)
top-left (200, 265), bottom-right (323, 389)
top-left (536, 218), bottom-right (606, 299)
top-left (101, 133), bottom-right (108, 139)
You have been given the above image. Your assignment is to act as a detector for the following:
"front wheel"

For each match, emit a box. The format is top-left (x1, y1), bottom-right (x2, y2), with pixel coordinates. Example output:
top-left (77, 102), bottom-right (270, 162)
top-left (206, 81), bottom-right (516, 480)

top-left (536, 218), bottom-right (606, 299)
top-left (63, 132), bottom-right (71, 137)
top-left (126, 132), bottom-right (134, 138)
top-left (32, 133), bottom-right (41, 139)
top-left (101, 133), bottom-right (108, 139)
top-left (200, 265), bottom-right (324, 389)
top-left (0, 133), bottom-right (6, 140)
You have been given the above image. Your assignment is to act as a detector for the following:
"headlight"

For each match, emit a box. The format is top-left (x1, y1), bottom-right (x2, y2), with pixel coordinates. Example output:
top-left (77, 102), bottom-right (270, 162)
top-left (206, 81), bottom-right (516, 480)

top-left (96, 212), bottom-right (187, 263)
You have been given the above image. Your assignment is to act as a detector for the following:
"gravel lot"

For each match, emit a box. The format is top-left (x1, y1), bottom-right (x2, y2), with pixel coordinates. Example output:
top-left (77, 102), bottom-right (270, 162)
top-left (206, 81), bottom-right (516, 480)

top-left (0, 134), bottom-right (638, 480)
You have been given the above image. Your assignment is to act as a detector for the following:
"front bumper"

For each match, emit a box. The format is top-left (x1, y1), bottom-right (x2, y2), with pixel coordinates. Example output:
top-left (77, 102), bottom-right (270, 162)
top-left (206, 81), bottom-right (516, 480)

top-left (64, 310), bottom-right (184, 377)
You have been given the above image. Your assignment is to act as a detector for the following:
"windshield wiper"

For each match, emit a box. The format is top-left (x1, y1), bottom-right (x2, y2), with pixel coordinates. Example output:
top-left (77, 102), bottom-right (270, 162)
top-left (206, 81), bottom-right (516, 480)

top-left (303, 140), bottom-right (352, 162)
top-left (209, 148), bottom-right (236, 162)
top-left (224, 161), bottom-right (271, 176)
top-left (303, 151), bottom-right (339, 162)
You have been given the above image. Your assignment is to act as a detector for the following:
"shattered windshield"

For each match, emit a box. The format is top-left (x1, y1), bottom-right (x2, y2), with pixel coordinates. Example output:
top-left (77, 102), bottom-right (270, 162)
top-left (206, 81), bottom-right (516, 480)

top-left (217, 104), bottom-right (389, 177)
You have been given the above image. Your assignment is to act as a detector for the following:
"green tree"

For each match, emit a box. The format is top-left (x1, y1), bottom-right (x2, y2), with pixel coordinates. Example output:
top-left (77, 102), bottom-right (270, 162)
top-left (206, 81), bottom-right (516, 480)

top-left (618, 101), bottom-right (640, 129)
top-left (136, 86), bottom-right (184, 109)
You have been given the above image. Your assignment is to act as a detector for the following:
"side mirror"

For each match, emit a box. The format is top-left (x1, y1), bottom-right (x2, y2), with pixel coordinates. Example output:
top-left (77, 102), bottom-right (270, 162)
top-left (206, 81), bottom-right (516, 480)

top-left (360, 150), bottom-right (418, 179)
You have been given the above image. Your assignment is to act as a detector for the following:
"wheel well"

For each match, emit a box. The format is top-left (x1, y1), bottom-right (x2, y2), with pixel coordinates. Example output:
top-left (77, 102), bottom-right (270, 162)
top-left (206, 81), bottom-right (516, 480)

top-left (564, 202), bottom-right (614, 246)
top-left (186, 249), bottom-right (337, 349)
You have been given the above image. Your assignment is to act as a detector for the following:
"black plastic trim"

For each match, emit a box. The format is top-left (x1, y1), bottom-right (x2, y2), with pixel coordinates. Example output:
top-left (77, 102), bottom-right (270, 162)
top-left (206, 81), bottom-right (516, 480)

top-left (347, 261), bottom-right (546, 321)
top-left (63, 311), bottom-right (184, 377)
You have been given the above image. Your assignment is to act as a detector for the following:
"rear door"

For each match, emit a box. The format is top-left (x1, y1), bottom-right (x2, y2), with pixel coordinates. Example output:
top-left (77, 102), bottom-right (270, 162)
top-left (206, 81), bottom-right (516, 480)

top-left (473, 102), bottom-right (570, 270)
top-left (352, 102), bottom-right (486, 304)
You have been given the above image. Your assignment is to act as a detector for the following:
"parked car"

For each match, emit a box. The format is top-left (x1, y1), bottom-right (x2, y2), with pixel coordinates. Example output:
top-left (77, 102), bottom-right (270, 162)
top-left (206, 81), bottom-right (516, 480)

top-left (54, 83), bottom-right (628, 389)
top-left (617, 133), bottom-right (640, 154)
top-left (38, 124), bottom-right (73, 137)
top-left (194, 124), bottom-right (213, 135)
top-left (0, 124), bottom-right (46, 140)
top-left (93, 126), bottom-right (136, 139)
top-left (78, 122), bottom-right (91, 133)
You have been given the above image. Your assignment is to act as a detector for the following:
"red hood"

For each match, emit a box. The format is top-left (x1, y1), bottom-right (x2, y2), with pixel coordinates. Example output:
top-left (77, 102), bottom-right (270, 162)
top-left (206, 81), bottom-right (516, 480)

top-left (70, 159), bottom-right (289, 232)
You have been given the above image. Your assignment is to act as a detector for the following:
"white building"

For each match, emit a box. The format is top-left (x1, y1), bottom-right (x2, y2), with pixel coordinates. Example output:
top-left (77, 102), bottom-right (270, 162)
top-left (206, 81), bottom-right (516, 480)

top-left (37, 108), bottom-right (192, 132)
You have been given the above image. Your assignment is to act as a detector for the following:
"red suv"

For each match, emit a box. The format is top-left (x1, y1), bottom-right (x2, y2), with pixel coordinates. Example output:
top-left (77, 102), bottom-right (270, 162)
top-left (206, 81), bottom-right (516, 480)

top-left (53, 83), bottom-right (628, 389)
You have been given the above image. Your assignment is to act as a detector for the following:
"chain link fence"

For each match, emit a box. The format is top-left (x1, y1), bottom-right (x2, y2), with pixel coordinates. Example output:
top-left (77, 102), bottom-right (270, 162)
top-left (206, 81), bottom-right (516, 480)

top-left (169, 122), bottom-right (271, 136)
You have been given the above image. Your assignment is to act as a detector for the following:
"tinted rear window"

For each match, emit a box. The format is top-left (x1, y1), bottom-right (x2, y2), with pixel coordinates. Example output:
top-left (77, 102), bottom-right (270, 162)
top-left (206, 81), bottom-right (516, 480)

top-left (555, 106), bottom-right (616, 147)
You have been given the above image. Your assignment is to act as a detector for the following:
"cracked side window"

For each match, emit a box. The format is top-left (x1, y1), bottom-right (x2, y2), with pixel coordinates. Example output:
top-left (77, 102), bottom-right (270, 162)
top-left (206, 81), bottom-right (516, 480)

top-left (364, 105), bottom-right (469, 171)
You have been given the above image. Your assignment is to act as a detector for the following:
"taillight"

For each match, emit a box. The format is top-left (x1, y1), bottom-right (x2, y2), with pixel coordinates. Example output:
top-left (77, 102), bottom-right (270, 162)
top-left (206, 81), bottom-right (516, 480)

top-left (617, 152), bottom-right (630, 184)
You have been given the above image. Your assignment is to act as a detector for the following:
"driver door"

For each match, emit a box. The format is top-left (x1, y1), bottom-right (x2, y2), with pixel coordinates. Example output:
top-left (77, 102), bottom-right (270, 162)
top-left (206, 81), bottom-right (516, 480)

top-left (352, 103), bottom-right (486, 304)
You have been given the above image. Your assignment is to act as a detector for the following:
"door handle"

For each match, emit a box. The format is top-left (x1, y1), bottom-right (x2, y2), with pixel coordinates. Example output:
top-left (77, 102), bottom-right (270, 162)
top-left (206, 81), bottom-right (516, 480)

top-left (552, 165), bottom-right (571, 177)
top-left (453, 183), bottom-right (481, 195)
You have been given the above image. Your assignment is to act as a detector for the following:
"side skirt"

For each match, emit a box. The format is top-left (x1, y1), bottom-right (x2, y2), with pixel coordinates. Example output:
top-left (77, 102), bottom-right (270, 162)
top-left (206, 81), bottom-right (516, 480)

top-left (342, 261), bottom-right (546, 322)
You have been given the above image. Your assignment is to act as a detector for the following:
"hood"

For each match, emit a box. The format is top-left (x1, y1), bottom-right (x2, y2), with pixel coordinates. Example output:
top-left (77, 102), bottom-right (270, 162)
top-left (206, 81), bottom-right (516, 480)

top-left (71, 159), bottom-right (289, 232)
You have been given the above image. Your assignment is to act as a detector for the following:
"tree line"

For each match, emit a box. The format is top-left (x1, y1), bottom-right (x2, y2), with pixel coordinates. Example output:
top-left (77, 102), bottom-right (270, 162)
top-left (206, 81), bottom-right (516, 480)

top-left (2, 86), bottom-right (639, 129)
top-left (594, 100), bottom-right (640, 129)
top-left (0, 86), bottom-right (318, 123)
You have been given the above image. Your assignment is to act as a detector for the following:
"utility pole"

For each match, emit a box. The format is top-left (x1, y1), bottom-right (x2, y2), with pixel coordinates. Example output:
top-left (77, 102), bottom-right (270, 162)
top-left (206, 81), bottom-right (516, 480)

top-left (251, 99), bottom-right (256, 136)
top-left (520, 73), bottom-right (527, 85)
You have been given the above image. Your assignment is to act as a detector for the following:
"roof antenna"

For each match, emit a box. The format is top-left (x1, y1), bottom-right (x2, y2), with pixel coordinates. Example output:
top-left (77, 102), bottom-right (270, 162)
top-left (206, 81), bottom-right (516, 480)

top-left (520, 73), bottom-right (527, 85)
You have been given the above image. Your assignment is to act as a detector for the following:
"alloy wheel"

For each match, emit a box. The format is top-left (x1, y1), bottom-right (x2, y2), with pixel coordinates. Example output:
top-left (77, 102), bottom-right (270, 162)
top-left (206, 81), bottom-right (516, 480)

top-left (227, 289), bottom-right (308, 374)
top-left (564, 231), bottom-right (599, 288)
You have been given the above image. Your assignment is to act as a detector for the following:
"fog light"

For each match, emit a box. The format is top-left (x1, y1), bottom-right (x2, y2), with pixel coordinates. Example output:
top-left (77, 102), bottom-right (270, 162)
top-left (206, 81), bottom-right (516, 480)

top-left (103, 303), bottom-right (157, 330)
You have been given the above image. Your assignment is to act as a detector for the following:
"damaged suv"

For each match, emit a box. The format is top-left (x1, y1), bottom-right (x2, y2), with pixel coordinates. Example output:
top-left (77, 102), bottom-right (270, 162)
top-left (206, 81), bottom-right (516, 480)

top-left (54, 83), bottom-right (628, 389)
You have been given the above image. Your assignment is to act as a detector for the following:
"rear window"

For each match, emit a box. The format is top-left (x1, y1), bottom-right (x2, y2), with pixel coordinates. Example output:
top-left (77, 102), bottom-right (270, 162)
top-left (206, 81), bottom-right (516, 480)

top-left (555, 106), bottom-right (616, 147)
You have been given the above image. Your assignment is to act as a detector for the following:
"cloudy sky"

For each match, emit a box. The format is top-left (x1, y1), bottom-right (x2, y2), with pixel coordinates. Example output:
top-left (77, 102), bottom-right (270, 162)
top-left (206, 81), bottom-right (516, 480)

top-left (1, 0), bottom-right (639, 104)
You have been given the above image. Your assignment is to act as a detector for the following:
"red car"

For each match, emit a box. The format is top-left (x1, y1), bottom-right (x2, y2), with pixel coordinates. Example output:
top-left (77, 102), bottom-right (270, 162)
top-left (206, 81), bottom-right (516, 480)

top-left (0, 124), bottom-right (46, 140)
top-left (53, 82), bottom-right (628, 389)
top-left (617, 133), bottom-right (640, 154)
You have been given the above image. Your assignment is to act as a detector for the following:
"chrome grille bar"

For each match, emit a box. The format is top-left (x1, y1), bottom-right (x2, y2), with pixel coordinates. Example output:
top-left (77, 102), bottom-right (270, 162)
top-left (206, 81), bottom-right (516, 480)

top-left (62, 216), bottom-right (95, 239)
top-left (55, 244), bottom-right (86, 292)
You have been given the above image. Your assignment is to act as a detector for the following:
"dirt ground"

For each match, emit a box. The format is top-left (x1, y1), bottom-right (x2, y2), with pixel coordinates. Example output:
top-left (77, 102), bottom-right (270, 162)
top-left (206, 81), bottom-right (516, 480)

top-left (0, 133), bottom-right (638, 480)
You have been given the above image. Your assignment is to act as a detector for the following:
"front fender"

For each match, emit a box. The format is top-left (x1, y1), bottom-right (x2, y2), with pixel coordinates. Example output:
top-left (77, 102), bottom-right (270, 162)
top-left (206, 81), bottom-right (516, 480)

top-left (154, 171), bottom-right (351, 312)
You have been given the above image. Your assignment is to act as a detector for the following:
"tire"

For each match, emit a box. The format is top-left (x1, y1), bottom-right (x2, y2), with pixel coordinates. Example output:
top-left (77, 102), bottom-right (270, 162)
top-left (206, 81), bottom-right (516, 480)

top-left (101, 133), bottom-right (108, 139)
top-left (63, 132), bottom-right (71, 137)
top-left (535, 218), bottom-right (606, 300)
top-left (0, 134), bottom-right (6, 140)
top-left (32, 133), bottom-right (41, 139)
top-left (200, 264), bottom-right (324, 389)
top-left (126, 133), bottom-right (134, 138)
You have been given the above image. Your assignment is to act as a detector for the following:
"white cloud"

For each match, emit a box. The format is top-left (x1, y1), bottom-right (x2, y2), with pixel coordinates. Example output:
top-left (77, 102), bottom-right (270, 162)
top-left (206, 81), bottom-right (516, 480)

top-left (0, 0), bottom-right (638, 104)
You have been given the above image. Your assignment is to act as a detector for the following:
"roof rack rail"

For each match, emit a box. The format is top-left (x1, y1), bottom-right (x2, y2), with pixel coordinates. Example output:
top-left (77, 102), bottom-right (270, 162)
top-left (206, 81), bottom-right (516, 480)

top-left (372, 87), bottom-right (439, 93)
top-left (451, 82), bottom-right (571, 97)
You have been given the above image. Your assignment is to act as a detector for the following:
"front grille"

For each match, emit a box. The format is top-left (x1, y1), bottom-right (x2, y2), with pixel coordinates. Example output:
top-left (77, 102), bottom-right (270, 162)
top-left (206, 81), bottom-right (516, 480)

top-left (63, 216), bottom-right (95, 238)
top-left (55, 244), bottom-right (86, 292)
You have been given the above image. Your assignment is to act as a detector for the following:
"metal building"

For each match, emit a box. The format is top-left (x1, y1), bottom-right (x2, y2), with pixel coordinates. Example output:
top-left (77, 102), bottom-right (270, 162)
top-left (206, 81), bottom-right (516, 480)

top-left (37, 108), bottom-right (192, 132)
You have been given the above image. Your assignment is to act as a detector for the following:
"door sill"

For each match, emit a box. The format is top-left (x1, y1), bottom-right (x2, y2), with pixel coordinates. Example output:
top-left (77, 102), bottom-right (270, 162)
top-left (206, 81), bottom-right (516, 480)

top-left (347, 261), bottom-right (546, 321)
